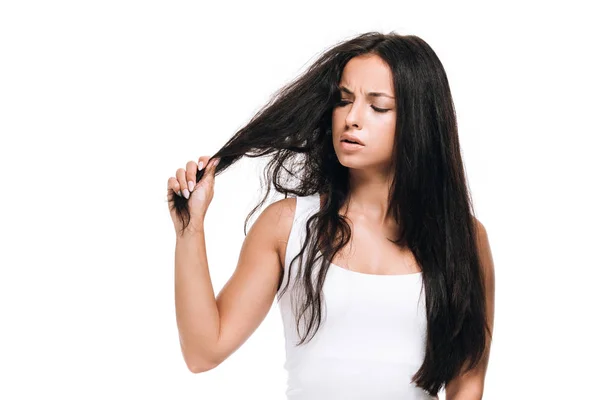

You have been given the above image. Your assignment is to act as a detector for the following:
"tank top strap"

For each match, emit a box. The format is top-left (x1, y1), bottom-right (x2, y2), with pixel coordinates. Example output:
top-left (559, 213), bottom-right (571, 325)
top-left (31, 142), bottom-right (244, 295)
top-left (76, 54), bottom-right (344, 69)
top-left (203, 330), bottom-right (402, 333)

top-left (279, 193), bottom-right (320, 295)
top-left (297, 192), bottom-right (320, 215)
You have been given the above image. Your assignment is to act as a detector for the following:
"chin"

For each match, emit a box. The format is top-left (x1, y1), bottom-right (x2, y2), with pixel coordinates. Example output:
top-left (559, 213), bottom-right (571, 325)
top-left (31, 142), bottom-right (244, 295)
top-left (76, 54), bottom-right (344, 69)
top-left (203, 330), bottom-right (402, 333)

top-left (335, 153), bottom-right (363, 169)
top-left (334, 151), bottom-right (389, 173)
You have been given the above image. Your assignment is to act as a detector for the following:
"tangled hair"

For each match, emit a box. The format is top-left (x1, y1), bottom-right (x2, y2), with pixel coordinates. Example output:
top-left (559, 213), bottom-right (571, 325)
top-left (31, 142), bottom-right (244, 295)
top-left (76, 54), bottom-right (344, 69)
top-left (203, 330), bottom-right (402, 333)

top-left (168, 31), bottom-right (491, 397)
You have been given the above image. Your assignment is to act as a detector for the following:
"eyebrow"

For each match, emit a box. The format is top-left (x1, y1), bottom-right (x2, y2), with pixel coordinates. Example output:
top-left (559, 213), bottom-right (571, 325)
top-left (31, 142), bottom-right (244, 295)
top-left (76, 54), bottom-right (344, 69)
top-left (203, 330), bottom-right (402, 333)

top-left (338, 85), bottom-right (395, 99)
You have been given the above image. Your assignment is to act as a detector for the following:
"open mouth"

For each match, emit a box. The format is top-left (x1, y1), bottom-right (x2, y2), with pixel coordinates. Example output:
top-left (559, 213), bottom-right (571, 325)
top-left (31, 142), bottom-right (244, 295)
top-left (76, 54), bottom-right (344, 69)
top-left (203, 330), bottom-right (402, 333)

top-left (341, 139), bottom-right (363, 145)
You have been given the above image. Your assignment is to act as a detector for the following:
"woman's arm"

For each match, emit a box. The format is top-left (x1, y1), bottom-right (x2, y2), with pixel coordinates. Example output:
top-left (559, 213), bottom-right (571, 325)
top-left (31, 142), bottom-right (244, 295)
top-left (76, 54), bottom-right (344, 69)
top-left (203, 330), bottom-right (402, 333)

top-left (174, 197), bottom-right (295, 373)
top-left (174, 228), bottom-right (221, 372)
top-left (445, 219), bottom-right (496, 400)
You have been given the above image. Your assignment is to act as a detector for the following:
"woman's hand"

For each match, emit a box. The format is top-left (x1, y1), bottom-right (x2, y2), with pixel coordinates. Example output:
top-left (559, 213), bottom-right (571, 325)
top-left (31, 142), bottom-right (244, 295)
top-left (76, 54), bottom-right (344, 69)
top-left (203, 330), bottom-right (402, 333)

top-left (167, 155), bottom-right (220, 234)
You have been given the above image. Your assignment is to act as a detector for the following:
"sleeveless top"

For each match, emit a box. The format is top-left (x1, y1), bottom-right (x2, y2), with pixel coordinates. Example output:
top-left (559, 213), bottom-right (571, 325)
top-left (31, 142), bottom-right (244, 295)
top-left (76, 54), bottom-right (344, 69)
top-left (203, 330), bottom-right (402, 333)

top-left (276, 193), bottom-right (437, 400)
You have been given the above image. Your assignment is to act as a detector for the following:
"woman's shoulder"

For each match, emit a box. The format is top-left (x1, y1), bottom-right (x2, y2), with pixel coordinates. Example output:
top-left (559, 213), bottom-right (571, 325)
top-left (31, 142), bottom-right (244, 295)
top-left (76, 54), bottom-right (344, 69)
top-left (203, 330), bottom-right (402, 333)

top-left (256, 197), bottom-right (297, 264)
top-left (259, 194), bottom-right (320, 265)
top-left (263, 196), bottom-right (297, 221)
top-left (258, 193), bottom-right (322, 237)
top-left (264, 193), bottom-right (321, 218)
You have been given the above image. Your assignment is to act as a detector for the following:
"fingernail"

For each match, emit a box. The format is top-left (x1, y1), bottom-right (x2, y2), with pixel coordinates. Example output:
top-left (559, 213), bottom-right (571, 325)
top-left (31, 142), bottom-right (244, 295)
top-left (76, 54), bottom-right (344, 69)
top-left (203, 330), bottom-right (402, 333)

top-left (188, 180), bottom-right (195, 192)
top-left (214, 158), bottom-right (220, 167)
top-left (198, 161), bottom-right (204, 170)
top-left (177, 190), bottom-right (182, 197)
top-left (183, 188), bottom-right (190, 199)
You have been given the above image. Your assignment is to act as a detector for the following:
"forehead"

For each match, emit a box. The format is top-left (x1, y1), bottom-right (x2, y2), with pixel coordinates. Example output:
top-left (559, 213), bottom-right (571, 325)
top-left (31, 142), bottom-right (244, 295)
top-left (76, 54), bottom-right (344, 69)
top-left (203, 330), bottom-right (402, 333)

top-left (339, 54), bottom-right (394, 93)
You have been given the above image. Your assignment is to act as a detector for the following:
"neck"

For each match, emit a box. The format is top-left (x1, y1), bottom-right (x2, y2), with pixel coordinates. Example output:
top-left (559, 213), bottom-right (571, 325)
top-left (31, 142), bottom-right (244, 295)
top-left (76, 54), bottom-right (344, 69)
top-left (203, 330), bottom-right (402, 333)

top-left (343, 166), bottom-right (395, 227)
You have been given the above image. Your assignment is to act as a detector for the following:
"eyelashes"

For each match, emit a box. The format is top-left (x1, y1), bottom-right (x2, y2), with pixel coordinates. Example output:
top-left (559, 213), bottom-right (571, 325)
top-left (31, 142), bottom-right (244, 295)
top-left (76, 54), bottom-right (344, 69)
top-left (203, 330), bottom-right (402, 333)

top-left (336, 100), bottom-right (390, 113)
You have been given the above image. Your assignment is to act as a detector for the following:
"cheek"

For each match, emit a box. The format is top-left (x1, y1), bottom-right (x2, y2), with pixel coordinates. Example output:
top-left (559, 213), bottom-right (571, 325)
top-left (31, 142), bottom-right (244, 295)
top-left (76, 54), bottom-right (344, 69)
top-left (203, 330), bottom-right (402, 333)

top-left (373, 114), bottom-right (396, 140)
top-left (377, 112), bottom-right (396, 131)
top-left (382, 119), bottom-right (396, 145)
top-left (371, 117), bottom-right (396, 160)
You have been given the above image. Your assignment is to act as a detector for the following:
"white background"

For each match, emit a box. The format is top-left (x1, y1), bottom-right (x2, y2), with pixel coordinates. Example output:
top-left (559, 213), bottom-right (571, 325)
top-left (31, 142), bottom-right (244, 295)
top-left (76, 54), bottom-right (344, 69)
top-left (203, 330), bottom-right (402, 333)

top-left (1, 1), bottom-right (598, 399)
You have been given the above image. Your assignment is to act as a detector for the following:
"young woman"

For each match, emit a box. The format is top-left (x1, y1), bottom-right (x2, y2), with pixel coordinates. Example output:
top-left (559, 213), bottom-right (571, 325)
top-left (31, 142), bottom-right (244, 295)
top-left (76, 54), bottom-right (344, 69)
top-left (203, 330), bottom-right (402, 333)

top-left (167, 31), bottom-right (495, 400)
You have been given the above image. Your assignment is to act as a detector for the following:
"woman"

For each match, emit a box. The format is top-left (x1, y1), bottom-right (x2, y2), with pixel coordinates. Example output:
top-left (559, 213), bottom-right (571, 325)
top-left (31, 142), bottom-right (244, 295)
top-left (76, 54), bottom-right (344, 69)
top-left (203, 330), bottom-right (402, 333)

top-left (167, 31), bottom-right (495, 400)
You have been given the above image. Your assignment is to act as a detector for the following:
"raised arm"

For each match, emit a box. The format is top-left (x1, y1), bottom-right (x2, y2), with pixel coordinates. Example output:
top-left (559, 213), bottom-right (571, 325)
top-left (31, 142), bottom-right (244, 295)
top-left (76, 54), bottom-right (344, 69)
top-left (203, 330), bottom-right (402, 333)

top-left (175, 196), bottom-right (296, 373)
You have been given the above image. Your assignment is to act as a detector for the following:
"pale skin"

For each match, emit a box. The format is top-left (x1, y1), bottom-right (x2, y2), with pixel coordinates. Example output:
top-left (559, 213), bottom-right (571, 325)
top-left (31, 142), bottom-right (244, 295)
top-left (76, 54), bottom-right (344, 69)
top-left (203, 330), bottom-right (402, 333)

top-left (168, 54), bottom-right (495, 399)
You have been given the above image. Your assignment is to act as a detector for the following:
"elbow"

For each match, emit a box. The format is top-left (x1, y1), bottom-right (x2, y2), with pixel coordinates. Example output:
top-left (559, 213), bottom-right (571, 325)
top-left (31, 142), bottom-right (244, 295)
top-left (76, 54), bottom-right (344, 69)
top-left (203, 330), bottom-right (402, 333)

top-left (446, 386), bottom-right (484, 400)
top-left (179, 333), bottom-right (222, 373)
top-left (188, 363), bottom-right (218, 374)
top-left (182, 347), bottom-right (221, 373)
top-left (186, 356), bottom-right (220, 374)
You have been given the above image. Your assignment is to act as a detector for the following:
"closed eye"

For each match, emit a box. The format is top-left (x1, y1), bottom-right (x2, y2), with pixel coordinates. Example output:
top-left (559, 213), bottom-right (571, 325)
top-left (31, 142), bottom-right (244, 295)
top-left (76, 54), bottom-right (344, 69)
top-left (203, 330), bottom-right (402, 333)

top-left (336, 100), bottom-right (390, 113)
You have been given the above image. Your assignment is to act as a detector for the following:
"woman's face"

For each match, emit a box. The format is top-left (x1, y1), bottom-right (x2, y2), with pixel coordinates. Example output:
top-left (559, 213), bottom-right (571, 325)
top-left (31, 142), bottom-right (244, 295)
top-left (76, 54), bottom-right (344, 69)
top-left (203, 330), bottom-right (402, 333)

top-left (332, 54), bottom-right (397, 173)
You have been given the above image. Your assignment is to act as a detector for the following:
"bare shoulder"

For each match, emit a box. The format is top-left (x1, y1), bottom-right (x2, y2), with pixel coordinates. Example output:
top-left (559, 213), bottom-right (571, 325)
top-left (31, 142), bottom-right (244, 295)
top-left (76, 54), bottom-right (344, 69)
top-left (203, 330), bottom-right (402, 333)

top-left (472, 216), bottom-right (486, 235)
top-left (259, 197), bottom-right (297, 268)
top-left (263, 196), bottom-right (297, 220)
top-left (471, 217), bottom-right (490, 254)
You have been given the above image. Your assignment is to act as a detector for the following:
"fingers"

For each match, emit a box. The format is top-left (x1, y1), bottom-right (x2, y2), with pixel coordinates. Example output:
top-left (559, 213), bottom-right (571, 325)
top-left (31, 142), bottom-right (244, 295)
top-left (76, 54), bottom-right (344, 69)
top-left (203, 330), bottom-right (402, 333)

top-left (198, 155), bottom-right (211, 170)
top-left (202, 157), bottom-right (220, 185)
top-left (194, 155), bottom-right (213, 189)
top-left (185, 160), bottom-right (199, 194)
top-left (167, 177), bottom-right (182, 197)
top-left (175, 168), bottom-right (189, 199)
top-left (168, 156), bottom-right (219, 200)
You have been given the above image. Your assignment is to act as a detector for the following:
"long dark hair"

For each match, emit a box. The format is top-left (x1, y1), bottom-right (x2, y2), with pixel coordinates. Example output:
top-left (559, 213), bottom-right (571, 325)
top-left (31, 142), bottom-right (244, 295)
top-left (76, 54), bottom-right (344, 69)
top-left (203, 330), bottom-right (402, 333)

top-left (168, 31), bottom-right (491, 397)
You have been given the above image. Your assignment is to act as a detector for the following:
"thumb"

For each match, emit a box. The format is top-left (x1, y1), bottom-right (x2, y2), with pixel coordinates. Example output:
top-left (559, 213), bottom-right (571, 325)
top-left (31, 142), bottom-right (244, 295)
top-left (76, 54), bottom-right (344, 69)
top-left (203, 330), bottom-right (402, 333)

top-left (208, 157), bottom-right (220, 175)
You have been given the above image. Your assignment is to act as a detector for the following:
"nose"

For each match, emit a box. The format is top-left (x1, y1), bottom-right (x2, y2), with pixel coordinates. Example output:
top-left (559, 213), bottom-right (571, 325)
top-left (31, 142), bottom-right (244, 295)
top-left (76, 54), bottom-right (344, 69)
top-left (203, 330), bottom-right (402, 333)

top-left (344, 101), bottom-right (363, 130)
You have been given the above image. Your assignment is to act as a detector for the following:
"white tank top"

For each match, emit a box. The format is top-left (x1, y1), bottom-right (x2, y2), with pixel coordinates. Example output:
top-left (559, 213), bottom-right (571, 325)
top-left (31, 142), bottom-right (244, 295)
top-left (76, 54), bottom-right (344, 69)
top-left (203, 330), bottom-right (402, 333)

top-left (277, 193), bottom-right (437, 400)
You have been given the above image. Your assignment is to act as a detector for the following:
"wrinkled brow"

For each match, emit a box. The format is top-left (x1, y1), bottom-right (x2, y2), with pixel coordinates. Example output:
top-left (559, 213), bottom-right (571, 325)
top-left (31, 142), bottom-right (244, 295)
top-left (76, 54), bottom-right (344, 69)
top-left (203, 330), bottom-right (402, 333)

top-left (338, 85), bottom-right (395, 99)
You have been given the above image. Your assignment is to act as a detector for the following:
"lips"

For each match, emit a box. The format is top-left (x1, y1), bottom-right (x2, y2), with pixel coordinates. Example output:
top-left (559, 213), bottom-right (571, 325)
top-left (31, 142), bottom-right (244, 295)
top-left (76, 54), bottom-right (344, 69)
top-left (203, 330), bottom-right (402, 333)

top-left (340, 134), bottom-right (365, 146)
